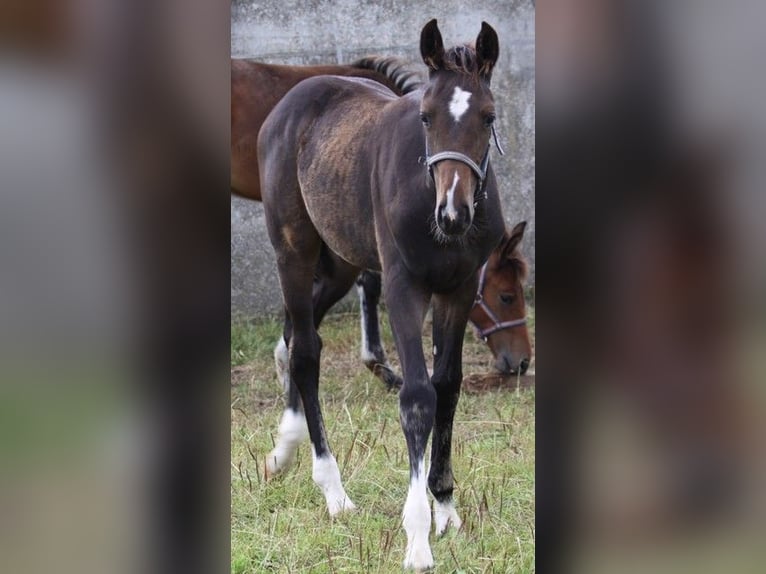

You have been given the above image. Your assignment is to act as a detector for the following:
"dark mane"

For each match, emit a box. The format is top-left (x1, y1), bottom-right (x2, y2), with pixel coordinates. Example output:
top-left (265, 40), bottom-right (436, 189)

top-left (351, 56), bottom-right (425, 95)
top-left (442, 45), bottom-right (482, 79)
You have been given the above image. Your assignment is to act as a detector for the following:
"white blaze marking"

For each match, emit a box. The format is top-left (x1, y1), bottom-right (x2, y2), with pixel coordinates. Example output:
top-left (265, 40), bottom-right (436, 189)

top-left (265, 409), bottom-right (308, 476)
top-left (357, 284), bottom-right (377, 364)
top-left (445, 170), bottom-right (460, 220)
top-left (402, 459), bottom-right (434, 570)
top-left (312, 448), bottom-right (356, 516)
top-left (434, 498), bottom-right (463, 536)
top-left (449, 86), bottom-right (472, 122)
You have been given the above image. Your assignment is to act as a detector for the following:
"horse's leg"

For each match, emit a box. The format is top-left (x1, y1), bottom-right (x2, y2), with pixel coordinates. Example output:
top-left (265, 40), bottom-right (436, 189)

top-left (356, 270), bottom-right (403, 390)
top-left (267, 248), bottom-right (361, 478)
top-left (273, 309), bottom-right (291, 393)
top-left (384, 269), bottom-right (435, 570)
top-left (266, 310), bottom-right (308, 478)
top-left (274, 246), bottom-right (350, 393)
top-left (313, 247), bottom-right (362, 328)
top-left (269, 227), bottom-right (355, 514)
top-left (428, 279), bottom-right (477, 536)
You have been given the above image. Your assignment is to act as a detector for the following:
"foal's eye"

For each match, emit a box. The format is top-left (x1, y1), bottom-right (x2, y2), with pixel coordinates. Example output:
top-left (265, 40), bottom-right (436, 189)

top-left (420, 112), bottom-right (431, 127)
top-left (499, 293), bottom-right (515, 305)
top-left (484, 114), bottom-right (496, 127)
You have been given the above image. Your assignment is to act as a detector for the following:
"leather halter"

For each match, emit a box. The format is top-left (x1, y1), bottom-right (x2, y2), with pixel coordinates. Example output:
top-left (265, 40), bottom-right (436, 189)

top-left (470, 261), bottom-right (527, 341)
top-left (421, 125), bottom-right (505, 205)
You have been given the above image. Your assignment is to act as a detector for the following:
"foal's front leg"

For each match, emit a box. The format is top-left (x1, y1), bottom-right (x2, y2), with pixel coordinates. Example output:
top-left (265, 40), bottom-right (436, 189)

top-left (384, 271), bottom-right (436, 571)
top-left (429, 281), bottom-right (476, 536)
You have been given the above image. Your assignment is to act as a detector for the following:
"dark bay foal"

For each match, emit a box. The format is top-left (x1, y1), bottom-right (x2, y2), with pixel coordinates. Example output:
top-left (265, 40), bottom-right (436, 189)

top-left (259, 20), bottom-right (506, 570)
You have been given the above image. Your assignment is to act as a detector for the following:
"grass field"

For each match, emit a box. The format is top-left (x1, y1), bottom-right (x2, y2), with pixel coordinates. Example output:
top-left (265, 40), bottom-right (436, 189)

top-left (231, 308), bottom-right (535, 573)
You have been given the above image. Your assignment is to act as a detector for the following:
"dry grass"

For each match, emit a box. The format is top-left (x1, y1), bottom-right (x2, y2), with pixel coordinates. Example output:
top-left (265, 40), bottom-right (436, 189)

top-left (231, 309), bottom-right (535, 573)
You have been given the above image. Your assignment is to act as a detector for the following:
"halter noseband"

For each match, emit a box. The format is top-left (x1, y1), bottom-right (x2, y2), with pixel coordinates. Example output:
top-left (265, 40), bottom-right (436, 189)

top-left (470, 261), bottom-right (527, 341)
top-left (421, 125), bottom-right (505, 205)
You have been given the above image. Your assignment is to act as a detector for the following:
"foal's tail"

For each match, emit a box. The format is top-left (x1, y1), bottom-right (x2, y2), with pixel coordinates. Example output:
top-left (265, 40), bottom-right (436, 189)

top-left (351, 56), bottom-right (425, 95)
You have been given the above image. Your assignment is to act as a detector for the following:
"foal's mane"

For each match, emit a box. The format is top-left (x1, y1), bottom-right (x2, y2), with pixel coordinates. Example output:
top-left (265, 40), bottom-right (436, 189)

top-left (442, 45), bottom-right (480, 75)
top-left (351, 56), bottom-right (425, 95)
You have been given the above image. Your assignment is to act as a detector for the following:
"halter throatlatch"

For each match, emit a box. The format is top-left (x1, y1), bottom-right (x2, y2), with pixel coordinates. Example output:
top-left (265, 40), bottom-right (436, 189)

top-left (420, 125), bottom-right (505, 206)
top-left (470, 261), bottom-right (527, 340)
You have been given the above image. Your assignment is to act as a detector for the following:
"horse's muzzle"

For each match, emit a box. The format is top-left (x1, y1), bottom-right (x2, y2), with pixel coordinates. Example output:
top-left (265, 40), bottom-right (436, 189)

top-left (436, 203), bottom-right (472, 236)
top-left (494, 353), bottom-right (530, 375)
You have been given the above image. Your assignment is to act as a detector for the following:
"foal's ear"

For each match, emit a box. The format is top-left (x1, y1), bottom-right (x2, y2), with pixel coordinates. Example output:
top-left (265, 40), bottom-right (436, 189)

top-left (420, 19), bottom-right (445, 71)
top-left (501, 221), bottom-right (526, 258)
top-left (475, 22), bottom-right (499, 79)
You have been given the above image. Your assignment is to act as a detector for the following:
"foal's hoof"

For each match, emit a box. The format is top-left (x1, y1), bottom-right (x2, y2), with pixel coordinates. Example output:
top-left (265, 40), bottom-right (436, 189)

top-left (366, 361), bottom-right (403, 392)
top-left (263, 461), bottom-right (280, 481)
top-left (326, 496), bottom-right (357, 518)
top-left (433, 499), bottom-right (462, 536)
top-left (263, 451), bottom-right (294, 481)
top-left (403, 541), bottom-right (434, 572)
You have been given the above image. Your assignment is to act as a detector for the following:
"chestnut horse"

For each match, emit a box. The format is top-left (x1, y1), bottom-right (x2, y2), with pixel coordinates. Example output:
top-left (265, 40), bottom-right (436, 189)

top-left (232, 56), bottom-right (423, 201)
top-left (232, 57), bottom-right (531, 390)
top-left (259, 20), bottom-right (508, 570)
top-left (469, 220), bottom-right (532, 374)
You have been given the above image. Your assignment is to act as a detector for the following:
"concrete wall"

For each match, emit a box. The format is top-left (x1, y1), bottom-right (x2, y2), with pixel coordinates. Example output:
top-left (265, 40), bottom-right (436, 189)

top-left (231, 0), bottom-right (534, 317)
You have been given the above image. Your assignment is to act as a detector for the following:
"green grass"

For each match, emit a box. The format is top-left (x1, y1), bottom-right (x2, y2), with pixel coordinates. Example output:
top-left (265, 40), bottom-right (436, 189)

top-left (231, 310), bottom-right (535, 573)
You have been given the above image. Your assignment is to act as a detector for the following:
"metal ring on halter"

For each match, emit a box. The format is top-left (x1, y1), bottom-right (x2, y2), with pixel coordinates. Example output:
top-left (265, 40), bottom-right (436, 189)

top-left (469, 262), bottom-right (527, 341)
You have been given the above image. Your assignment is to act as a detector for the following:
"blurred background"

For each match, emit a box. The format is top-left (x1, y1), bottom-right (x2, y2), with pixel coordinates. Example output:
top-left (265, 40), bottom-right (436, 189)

top-left (0, 1), bottom-right (764, 573)
top-left (0, 1), bottom-right (230, 573)
top-left (536, 0), bottom-right (766, 572)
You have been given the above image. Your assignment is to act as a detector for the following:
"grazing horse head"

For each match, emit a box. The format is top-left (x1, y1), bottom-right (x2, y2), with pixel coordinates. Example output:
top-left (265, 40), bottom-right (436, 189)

top-left (470, 221), bottom-right (533, 374)
top-left (419, 20), bottom-right (500, 239)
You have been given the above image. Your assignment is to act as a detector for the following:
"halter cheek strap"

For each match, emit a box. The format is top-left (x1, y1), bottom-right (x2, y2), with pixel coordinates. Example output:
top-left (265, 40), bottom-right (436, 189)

top-left (470, 262), bottom-right (527, 341)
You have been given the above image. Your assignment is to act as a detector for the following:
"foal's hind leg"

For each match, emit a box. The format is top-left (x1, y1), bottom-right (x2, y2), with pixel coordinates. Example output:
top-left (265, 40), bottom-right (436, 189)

top-left (356, 270), bottom-right (403, 390)
top-left (267, 249), bottom-right (361, 478)
top-left (428, 282), bottom-right (477, 536)
top-left (267, 231), bottom-right (355, 514)
top-left (266, 311), bottom-right (308, 478)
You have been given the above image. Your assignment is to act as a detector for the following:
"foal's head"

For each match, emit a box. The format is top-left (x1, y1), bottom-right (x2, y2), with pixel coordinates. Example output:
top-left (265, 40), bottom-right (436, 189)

top-left (470, 221), bottom-right (533, 374)
top-left (419, 19), bottom-right (499, 238)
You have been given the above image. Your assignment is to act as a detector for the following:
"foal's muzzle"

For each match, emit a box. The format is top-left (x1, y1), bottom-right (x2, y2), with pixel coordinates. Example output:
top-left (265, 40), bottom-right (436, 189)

top-left (421, 126), bottom-right (505, 237)
top-left (436, 201), bottom-right (472, 235)
top-left (428, 153), bottom-right (486, 237)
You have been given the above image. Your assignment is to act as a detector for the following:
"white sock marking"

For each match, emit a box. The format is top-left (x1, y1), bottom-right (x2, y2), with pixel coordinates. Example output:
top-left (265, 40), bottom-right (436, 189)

top-left (273, 337), bottom-right (289, 392)
top-left (265, 409), bottom-right (308, 476)
top-left (357, 284), bottom-right (377, 364)
top-left (312, 448), bottom-right (356, 516)
top-left (449, 86), bottom-right (472, 123)
top-left (402, 459), bottom-right (433, 570)
top-left (433, 498), bottom-right (462, 536)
